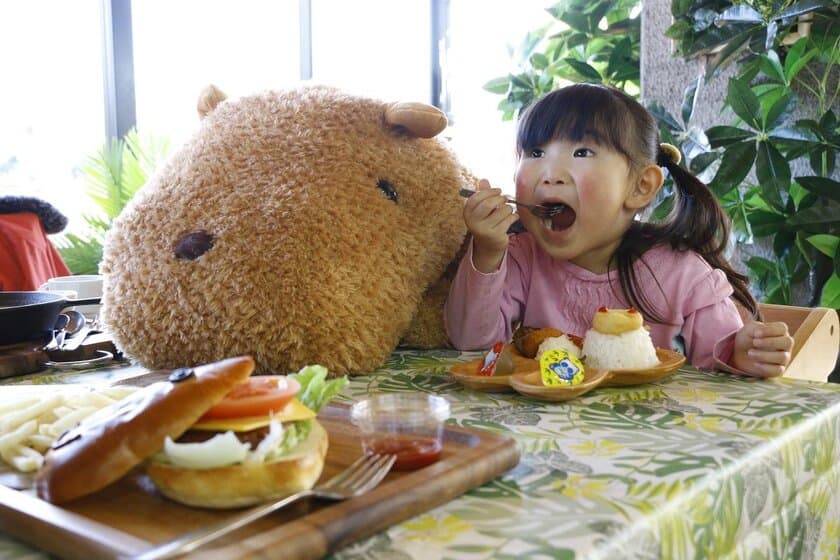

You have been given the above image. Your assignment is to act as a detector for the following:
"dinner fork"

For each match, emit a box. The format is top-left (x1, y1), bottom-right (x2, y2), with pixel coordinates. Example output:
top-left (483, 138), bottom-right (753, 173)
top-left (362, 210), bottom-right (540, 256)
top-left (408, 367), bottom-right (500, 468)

top-left (131, 453), bottom-right (397, 560)
top-left (459, 187), bottom-right (565, 218)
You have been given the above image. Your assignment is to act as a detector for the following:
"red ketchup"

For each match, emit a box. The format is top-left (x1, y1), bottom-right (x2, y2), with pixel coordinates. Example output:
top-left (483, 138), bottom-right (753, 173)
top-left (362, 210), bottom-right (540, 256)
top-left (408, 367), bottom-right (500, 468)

top-left (364, 434), bottom-right (443, 470)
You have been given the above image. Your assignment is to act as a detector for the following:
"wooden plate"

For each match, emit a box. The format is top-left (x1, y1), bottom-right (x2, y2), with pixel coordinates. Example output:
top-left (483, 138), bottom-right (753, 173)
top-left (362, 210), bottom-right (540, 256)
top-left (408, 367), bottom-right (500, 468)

top-left (602, 348), bottom-right (686, 387)
top-left (509, 368), bottom-right (610, 402)
top-left (449, 345), bottom-right (538, 392)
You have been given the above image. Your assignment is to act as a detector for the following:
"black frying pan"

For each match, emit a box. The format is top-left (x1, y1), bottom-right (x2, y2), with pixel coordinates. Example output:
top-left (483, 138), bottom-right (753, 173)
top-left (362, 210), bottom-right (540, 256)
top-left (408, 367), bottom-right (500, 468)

top-left (0, 292), bottom-right (101, 346)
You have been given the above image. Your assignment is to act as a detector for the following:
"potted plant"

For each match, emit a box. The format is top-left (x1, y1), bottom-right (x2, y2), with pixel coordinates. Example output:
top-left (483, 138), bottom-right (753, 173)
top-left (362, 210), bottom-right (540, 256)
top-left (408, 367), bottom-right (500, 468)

top-left (57, 129), bottom-right (169, 274)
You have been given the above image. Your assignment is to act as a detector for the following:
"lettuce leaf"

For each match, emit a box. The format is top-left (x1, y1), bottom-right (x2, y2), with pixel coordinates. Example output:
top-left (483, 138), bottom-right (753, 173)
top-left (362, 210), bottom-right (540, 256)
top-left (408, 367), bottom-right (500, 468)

top-left (264, 419), bottom-right (313, 461)
top-left (290, 365), bottom-right (348, 413)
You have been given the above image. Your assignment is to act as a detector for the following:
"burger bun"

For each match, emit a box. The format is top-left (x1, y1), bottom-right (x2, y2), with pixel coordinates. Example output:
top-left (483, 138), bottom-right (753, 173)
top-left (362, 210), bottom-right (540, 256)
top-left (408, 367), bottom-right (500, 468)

top-left (146, 420), bottom-right (328, 509)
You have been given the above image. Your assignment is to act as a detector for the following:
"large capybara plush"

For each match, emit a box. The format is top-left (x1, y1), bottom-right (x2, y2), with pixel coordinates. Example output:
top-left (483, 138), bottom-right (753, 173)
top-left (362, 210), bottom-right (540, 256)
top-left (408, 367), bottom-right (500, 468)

top-left (100, 85), bottom-right (471, 375)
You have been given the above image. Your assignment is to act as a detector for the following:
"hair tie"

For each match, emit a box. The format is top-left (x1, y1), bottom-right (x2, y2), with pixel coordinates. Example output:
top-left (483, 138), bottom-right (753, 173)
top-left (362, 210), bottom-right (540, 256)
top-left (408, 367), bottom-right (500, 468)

top-left (658, 143), bottom-right (681, 166)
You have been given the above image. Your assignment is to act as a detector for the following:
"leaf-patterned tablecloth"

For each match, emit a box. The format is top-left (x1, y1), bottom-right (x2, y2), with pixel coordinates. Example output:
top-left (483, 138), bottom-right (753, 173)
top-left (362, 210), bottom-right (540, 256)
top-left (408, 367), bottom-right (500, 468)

top-left (2, 349), bottom-right (839, 560)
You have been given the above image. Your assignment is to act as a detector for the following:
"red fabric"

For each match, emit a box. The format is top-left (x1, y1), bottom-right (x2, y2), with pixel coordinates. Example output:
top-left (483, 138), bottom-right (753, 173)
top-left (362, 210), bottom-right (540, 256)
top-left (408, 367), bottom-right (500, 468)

top-left (0, 213), bottom-right (71, 291)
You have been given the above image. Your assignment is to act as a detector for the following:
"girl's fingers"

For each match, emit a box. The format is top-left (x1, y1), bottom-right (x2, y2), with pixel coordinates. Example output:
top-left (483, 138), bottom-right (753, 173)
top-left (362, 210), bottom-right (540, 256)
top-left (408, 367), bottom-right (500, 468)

top-left (747, 348), bottom-right (791, 366)
top-left (754, 322), bottom-right (790, 338)
top-left (752, 362), bottom-right (786, 377)
top-left (467, 191), bottom-right (508, 221)
top-left (752, 333), bottom-right (794, 352)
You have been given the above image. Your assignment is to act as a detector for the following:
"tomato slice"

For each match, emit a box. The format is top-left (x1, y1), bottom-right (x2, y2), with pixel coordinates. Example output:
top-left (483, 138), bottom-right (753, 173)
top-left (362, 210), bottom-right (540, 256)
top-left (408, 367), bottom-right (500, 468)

top-left (200, 376), bottom-right (301, 420)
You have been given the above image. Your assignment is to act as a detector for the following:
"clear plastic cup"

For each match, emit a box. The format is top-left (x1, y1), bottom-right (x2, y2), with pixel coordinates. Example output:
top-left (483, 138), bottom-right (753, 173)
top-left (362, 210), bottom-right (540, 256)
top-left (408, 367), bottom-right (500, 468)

top-left (350, 392), bottom-right (450, 470)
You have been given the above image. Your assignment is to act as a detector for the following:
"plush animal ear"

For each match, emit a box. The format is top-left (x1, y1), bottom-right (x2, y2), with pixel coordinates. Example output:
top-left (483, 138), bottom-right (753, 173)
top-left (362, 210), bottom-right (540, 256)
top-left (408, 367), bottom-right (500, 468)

top-left (384, 102), bottom-right (447, 138)
top-left (197, 85), bottom-right (227, 119)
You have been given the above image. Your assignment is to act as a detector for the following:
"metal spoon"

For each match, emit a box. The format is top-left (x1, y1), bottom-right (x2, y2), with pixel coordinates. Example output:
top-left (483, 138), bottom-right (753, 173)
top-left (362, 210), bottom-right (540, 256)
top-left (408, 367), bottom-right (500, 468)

top-left (60, 310), bottom-right (88, 351)
top-left (44, 313), bottom-right (70, 351)
top-left (459, 188), bottom-right (565, 218)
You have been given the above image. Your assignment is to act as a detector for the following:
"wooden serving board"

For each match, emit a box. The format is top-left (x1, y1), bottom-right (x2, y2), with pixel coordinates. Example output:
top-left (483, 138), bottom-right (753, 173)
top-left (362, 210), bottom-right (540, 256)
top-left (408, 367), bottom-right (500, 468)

top-left (0, 403), bottom-right (519, 559)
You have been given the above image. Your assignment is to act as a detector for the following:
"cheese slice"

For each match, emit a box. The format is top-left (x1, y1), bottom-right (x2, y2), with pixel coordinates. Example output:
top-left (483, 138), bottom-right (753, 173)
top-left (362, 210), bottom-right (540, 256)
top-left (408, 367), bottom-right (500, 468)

top-left (191, 398), bottom-right (316, 432)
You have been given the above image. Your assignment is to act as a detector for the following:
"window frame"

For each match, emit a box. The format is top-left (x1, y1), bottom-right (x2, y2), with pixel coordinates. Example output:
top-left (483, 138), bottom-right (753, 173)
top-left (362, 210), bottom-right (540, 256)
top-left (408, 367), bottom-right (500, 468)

top-left (104, 0), bottom-right (448, 140)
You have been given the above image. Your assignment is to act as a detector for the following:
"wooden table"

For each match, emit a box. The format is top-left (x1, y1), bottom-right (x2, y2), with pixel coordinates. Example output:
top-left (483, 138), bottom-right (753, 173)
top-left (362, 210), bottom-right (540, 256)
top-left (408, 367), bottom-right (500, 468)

top-left (0, 348), bottom-right (839, 559)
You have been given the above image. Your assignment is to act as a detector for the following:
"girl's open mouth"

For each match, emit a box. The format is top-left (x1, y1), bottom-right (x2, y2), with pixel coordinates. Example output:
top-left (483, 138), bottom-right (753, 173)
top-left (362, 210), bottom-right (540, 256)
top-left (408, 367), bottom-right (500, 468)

top-left (540, 204), bottom-right (576, 231)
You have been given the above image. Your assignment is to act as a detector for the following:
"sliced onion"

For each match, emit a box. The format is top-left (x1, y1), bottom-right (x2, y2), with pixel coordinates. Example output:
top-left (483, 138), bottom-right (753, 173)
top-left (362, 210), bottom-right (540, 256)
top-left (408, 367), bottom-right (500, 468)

top-left (163, 431), bottom-right (250, 469)
top-left (246, 419), bottom-right (284, 464)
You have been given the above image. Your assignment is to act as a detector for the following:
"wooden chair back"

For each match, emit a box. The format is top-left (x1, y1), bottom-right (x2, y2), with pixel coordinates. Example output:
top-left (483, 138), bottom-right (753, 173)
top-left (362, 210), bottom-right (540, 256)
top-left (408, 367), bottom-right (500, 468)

top-left (759, 303), bottom-right (839, 382)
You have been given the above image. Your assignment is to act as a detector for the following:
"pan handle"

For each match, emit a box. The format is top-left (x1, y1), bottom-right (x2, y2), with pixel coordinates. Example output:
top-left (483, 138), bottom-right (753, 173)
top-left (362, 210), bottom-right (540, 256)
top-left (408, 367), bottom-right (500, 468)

top-left (61, 297), bottom-right (101, 307)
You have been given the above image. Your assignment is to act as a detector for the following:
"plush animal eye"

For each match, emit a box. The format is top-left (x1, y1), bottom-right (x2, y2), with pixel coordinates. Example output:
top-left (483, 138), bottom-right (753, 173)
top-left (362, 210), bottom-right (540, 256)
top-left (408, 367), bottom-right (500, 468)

top-left (174, 230), bottom-right (214, 260)
top-left (377, 179), bottom-right (398, 203)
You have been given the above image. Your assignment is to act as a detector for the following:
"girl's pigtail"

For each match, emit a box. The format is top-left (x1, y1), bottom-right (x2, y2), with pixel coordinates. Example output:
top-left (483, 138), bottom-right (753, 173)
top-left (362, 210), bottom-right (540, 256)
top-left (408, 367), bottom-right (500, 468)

top-left (657, 147), bottom-right (758, 318)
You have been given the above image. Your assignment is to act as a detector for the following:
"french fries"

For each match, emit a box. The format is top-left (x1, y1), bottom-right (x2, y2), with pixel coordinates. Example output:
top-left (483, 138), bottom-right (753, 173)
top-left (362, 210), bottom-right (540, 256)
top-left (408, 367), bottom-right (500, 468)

top-left (0, 386), bottom-right (137, 473)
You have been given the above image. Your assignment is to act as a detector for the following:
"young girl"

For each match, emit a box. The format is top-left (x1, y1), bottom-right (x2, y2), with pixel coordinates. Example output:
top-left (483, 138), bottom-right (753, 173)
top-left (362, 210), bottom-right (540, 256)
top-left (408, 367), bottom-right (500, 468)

top-left (444, 83), bottom-right (793, 377)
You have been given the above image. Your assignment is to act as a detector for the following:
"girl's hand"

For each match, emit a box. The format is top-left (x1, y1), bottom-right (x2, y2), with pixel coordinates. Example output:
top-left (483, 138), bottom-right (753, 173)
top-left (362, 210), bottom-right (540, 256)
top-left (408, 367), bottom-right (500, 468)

top-left (730, 321), bottom-right (793, 377)
top-left (464, 179), bottom-right (519, 273)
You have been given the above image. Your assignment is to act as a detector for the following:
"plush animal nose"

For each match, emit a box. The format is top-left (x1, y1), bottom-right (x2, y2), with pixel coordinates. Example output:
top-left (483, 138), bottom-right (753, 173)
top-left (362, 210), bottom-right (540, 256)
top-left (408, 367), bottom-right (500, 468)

top-left (174, 230), bottom-right (215, 260)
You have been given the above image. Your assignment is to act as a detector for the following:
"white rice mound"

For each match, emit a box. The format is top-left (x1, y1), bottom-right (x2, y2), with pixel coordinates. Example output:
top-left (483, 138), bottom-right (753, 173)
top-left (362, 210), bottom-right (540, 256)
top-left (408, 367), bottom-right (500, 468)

top-left (582, 327), bottom-right (659, 369)
top-left (536, 335), bottom-right (582, 360)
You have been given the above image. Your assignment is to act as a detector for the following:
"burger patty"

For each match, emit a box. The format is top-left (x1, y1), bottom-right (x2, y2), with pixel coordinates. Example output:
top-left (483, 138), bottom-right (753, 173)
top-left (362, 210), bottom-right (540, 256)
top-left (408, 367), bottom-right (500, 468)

top-left (176, 426), bottom-right (272, 448)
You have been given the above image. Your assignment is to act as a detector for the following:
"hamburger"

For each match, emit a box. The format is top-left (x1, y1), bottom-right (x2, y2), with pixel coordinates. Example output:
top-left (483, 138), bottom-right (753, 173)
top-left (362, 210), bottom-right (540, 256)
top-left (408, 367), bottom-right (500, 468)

top-left (34, 356), bottom-right (348, 508)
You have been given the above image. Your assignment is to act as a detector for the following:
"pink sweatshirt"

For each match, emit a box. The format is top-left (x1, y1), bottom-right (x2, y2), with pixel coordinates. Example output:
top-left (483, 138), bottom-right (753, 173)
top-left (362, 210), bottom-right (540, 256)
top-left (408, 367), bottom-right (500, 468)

top-left (444, 233), bottom-right (742, 370)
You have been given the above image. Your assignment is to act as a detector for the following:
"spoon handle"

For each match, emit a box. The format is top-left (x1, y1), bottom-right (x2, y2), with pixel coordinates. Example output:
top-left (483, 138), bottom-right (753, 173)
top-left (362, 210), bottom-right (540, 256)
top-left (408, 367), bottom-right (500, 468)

top-left (61, 325), bottom-right (90, 352)
top-left (459, 188), bottom-right (529, 208)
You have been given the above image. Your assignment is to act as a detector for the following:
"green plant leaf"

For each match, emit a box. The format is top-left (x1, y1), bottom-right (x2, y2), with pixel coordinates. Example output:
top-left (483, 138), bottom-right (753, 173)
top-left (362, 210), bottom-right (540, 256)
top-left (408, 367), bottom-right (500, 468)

top-left (806, 234), bottom-right (840, 258)
top-left (648, 101), bottom-right (682, 132)
top-left (809, 149), bottom-right (836, 177)
top-left (708, 141), bottom-right (756, 195)
top-left (797, 176), bottom-right (840, 203)
top-left (680, 75), bottom-right (700, 126)
top-left (747, 210), bottom-right (786, 237)
top-left (706, 125), bottom-right (755, 147)
top-left (818, 110), bottom-right (837, 134)
top-left (755, 140), bottom-right (791, 189)
top-left (759, 50), bottom-right (786, 84)
top-left (764, 91), bottom-right (794, 130)
top-left (483, 77), bottom-right (511, 94)
top-left (685, 23), bottom-right (755, 57)
top-left (559, 11), bottom-right (593, 33)
top-left (778, 0), bottom-right (835, 20)
top-left (705, 27), bottom-right (761, 77)
top-left (564, 58), bottom-right (603, 81)
top-left (689, 151), bottom-right (719, 175)
top-left (768, 125), bottom-right (818, 143)
top-left (530, 52), bottom-right (549, 69)
top-left (746, 256), bottom-right (777, 275)
top-left (726, 78), bottom-right (762, 129)
top-left (715, 6), bottom-right (762, 25)
top-left (773, 229), bottom-right (796, 258)
top-left (820, 273), bottom-right (840, 308)
top-left (784, 39), bottom-right (818, 81)
top-left (787, 200), bottom-right (840, 226)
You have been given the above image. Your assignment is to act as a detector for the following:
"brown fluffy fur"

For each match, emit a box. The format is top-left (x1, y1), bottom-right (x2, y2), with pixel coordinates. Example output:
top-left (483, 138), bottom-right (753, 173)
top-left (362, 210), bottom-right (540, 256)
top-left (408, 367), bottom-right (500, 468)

top-left (100, 86), bottom-right (470, 375)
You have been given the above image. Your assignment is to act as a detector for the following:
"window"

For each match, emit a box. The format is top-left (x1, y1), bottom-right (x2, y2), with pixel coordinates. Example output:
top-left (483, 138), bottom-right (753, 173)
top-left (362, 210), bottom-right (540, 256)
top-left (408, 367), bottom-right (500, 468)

top-left (445, 1), bottom-right (555, 193)
top-left (0, 1), bottom-right (556, 234)
top-left (0, 0), bottom-right (105, 229)
top-left (132, 0), bottom-right (300, 147)
top-left (310, 0), bottom-right (430, 102)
